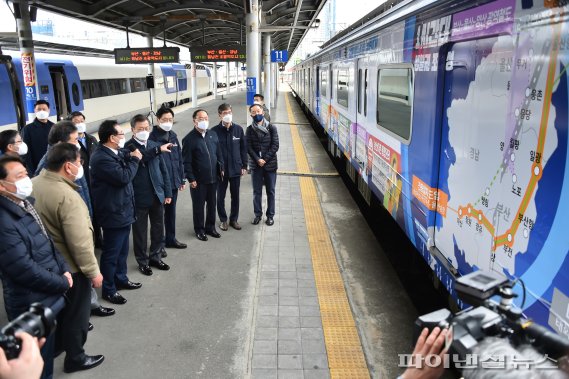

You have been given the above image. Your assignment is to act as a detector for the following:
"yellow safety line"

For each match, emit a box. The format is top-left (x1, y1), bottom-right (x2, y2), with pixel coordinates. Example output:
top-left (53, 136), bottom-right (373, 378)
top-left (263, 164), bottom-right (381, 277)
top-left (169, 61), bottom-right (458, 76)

top-left (284, 94), bottom-right (370, 378)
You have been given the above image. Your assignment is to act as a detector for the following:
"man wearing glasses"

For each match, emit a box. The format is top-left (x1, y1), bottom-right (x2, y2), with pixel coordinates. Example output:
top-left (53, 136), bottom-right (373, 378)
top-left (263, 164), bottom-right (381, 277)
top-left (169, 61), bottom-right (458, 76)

top-left (90, 120), bottom-right (143, 305)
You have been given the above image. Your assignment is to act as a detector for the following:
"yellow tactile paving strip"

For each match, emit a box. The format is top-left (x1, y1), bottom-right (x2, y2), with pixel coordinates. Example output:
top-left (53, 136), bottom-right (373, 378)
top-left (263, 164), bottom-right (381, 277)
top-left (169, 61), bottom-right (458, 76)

top-left (284, 94), bottom-right (370, 378)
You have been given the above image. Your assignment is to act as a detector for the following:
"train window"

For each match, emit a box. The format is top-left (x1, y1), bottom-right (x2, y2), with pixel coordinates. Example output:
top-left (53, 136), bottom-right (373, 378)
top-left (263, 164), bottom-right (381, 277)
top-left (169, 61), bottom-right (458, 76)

top-left (130, 78), bottom-right (147, 93)
top-left (357, 69), bottom-right (362, 114)
top-left (72, 83), bottom-right (80, 106)
top-left (40, 85), bottom-right (49, 95)
top-left (320, 70), bottom-right (327, 98)
top-left (376, 67), bottom-right (413, 141)
top-left (166, 76), bottom-right (175, 90)
top-left (364, 69), bottom-right (368, 117)
top-left (337, 69), bottom-right (349, 108)
top-left (81, 82), bottom-right (90, 100)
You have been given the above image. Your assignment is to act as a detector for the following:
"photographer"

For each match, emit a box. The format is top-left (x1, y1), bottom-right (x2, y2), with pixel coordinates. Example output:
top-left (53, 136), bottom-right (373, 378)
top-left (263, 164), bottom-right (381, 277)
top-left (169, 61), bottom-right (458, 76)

top-left (399, 327), bottom-right (449, 379)
top-left (0, 332), bottom-right (43, 379)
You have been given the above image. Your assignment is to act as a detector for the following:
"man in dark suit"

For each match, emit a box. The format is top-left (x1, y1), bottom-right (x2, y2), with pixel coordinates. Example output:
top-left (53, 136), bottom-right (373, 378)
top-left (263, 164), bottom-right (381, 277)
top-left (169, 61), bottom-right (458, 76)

top-left (149, 107), bottom-right (188, 251)
top-left (182, 109), bottom-right (224, 241)
top-left (90, 120), bottom-right (142, 305)
top-left (246, 103), bottom-right (279, 226)
top-left (126, 114), bottom-right (172, 276)
top-left (21, 100), bottom-right (54, 174)
top-left (211, 103), bottom-right (247, 231)
top-left (0, 155), bottom-right (72, 379)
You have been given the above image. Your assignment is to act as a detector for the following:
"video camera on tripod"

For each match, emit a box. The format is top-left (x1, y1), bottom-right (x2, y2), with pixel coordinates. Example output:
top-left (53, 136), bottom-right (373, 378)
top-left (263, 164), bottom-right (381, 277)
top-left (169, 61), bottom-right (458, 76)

top-left (416, 271), bottom-right (569, 362)
top-left (0, 298), bottom-right (63, 360)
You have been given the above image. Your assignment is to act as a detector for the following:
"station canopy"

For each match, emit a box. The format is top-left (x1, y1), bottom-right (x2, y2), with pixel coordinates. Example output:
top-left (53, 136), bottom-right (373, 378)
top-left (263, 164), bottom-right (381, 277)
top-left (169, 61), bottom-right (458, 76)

top-left (30, 0), bottom-right (325, 57)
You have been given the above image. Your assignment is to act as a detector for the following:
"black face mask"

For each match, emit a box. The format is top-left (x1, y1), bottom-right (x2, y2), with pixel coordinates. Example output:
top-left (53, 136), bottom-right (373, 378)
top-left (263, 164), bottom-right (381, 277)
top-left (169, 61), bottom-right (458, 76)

top-left (252, 114), bottom-right (264, 123)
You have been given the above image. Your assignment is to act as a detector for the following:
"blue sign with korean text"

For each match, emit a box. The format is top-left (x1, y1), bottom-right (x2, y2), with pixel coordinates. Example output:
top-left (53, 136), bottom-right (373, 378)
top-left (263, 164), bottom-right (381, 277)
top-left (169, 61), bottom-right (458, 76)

top-left (246, 77), bottom-right (256, 105)
top-left (271, 50), bottom-right (288, 63)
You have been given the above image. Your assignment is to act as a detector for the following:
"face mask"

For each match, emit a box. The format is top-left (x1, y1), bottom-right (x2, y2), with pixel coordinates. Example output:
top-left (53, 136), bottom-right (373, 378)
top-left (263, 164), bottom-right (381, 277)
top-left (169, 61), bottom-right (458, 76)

top-left (252, 114), bottom-right (264, 123)
top-left (197, 121), bottom-right (208, 131)
top-left (75, 142), bottom-right (82, 150)
top-left (222, 114), bottom-right (232, 124)
top-left (253, 101), bottom-right (261, 105)
top-left (159, 122), bottom-right (173, 132)
top-left (3, 177), bottom-right (33, 200)
top-left (75, 123), bottom-right (86, 133)
top-left (16, 142), bottom-right (28, 156)
top-left (115, 135), bottom-right (125, 149)
top-left (135, 131), bottom-right (150, 141)
top-left (68, 162), bottom-right (84, 180)
top-left (35, 110), bottom-right (49, 120)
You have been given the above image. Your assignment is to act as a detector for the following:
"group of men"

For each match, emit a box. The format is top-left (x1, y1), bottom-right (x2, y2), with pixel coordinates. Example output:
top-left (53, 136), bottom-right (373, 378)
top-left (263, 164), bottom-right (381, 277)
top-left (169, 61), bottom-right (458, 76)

top-left (0, 94), bottom-right (278, 379)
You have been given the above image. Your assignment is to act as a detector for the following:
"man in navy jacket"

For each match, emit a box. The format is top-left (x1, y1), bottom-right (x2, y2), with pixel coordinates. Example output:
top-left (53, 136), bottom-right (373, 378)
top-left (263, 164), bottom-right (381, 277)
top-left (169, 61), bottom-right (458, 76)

top-left (126, 114), bottom-right (172, 276)
top-left (21, 99), bottom-right (54, 174)
top-left (90, 120), bottom-right (142, 305)
top-left (0, 155), bottom-right (72, 379)
top-left (182, 109), bottom-right (224, 241)
top-left (211, 103), bottom-right (247, 231)
top-left (149, 107), bottom-right (188, 250)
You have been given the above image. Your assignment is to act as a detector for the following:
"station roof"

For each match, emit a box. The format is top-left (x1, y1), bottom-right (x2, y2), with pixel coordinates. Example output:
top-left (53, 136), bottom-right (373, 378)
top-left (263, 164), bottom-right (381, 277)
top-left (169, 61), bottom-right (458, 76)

top-left (31, 0), bottom-right (325, 56)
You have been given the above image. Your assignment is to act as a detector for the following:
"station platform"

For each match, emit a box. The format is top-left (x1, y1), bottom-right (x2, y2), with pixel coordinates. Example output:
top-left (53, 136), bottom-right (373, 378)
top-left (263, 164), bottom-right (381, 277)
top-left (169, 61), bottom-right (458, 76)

top-left (1, 85), bottom-right (418, 378)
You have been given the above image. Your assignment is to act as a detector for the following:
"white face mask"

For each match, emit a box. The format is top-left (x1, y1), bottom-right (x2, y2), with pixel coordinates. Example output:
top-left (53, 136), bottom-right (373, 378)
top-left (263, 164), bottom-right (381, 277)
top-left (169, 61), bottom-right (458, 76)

top-left (69, 162), bottom-right (84, 180)
top-left (159, 122), bottom-right (173, 132)
top-left (197, 121), bottom-right (208, 131)
top-left (75, 142), bottom-right (82, 150)
top-left (222, 114), bottom-right (233, 124)
top-left (75, 123), bottom-right (86, 133)
top-left (3, 177), bottom-right (33, 200)
top-left (114, 135), bottom-right (125, 149)
top-left (16, 142), bottom-right (28, 156)
top-left (135, 131), bottom-right (150, 141)
top-left (35, 110), bottom-right (49, 120)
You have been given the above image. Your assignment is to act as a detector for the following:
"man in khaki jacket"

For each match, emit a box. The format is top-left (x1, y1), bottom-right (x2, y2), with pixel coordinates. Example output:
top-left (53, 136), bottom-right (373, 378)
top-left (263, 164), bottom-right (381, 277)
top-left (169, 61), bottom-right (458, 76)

top-left (32, 143), bottom-right (105, 373)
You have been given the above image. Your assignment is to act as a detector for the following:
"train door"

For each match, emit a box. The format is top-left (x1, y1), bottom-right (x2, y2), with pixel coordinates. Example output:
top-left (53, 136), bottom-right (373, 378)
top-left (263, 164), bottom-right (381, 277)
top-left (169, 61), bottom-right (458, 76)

top-left (434, 36), bottom-right (518, 275)
top-left (315, 66), bottom-right (320, 117)
top-left (354, 59), bottom-right (369, 170)
top-left (49, 66), bottom-right (71, 120)
top-left (0, 54), bottom-right (26, 129)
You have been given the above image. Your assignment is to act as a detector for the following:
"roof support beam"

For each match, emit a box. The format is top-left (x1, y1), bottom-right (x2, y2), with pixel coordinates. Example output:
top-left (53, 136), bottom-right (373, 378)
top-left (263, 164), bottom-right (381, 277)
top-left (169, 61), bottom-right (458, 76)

top-left (287, 0), bottom-right (303, 52)
top-left (259, 25), bottom-right (309, 32)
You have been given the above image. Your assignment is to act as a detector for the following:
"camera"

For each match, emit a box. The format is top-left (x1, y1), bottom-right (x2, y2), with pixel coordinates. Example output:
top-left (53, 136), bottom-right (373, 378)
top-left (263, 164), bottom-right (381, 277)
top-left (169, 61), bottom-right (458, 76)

top-left (415, 271), bottom-right (569, 361)
top-left (0, 300), bottom-right (61, 360)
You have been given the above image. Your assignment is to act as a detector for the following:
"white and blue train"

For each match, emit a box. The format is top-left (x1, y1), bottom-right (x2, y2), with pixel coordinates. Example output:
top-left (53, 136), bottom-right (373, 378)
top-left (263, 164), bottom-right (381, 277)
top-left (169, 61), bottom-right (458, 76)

top-left (0, 52), bottom-right (213, 131)
top-left (292, 0), bottom-right (569, 334)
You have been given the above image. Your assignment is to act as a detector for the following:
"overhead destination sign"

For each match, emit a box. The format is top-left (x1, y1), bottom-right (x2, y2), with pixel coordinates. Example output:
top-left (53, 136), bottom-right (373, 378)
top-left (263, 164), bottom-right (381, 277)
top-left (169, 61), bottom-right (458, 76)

top-left (114, 47), bottom-right (180, 64)
top-left (190, 45), bottom-right (246, 62)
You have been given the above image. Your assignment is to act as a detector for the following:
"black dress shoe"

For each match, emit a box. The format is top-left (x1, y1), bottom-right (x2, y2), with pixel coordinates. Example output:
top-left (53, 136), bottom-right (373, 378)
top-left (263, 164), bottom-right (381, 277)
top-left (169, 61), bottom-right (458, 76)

top-left (102, 292), bottom-right (127, 305)
top-left (116, 280), bottom-right (142, 290)
top-left (265, 217), bottom-right (274, 226)
top-left (138, 265), bottom-right (153, 276)
top-left (166, 239), bottom-right (187, 249)
top-left (196, 233), bottom-right (208, 241)
top-left (149, 260), bottom-right (170, 271)
top-left (206, 230), bottom-right (221, 238)
top-left (64, 354), bottom-right (105, 373)
top-left (91, 305), bottom-right (115, 317)
top-left (229, 221), bottom-right (242, 230)
top-left (88, 322), bottom-right (94, 331)
top-left (160, 247), bottom-right (168, 258)
top-left (252, 216), bottom-right (262, 225)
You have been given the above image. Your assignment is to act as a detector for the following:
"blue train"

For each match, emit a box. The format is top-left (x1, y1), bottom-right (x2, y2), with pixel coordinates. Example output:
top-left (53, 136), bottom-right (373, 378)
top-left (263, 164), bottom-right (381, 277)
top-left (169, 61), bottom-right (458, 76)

top-left (0, 52), bottom-right (212, 131)
top-left (292, 0), bottom-right (569, 334)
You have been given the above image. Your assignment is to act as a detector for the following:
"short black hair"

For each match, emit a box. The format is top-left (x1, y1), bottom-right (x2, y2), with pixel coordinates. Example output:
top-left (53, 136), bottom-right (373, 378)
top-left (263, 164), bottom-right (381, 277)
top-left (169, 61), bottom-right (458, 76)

top-left (156, 107), bottom-right (174, 119)
top-left (253, 94), bottom-right (264, 100)
top-left (218, 103), bottom-right (232, 114)
top-left (192, 109), bottom-right (208, 119)
top-left (98, 120), bottom-right (119, 144)
top-left (48, 121), bottom-right (78, 145)
top-left (0, 130), bottom-right (19, 153)
top-left (130, 114), bottom-right (149, 129)
top-left (34, 99), bottom-right (50, 108)
top-left (45, 143), bottom-right (79, 172)
top-left (0, 155), bottom-right (24, 180)
top-left (249, 104), bottom-right (263, 112)
top-left (68, 111), bottom-right (85, 120)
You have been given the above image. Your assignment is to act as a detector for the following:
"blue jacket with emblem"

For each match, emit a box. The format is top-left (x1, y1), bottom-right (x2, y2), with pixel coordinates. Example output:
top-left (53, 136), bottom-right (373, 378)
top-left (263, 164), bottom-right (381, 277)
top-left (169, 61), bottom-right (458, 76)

top-left (182, 128), bottom-right (224, 185)
top-left (0, 196), bottom-right (70, 320)
top-left (90, 146), bottom-right (139, 229)
top-left (149, 126), bottom-right (185, 190)
top-left (125, 138), bottom-right (172, 208)
top-left (211, 122), bottom-right (247, 178)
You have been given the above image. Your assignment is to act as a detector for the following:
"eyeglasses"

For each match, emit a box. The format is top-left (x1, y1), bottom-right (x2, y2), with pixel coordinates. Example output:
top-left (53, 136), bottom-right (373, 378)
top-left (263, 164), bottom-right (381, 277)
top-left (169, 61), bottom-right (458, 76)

top-left (115, 133), bottom-right (125, 136)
